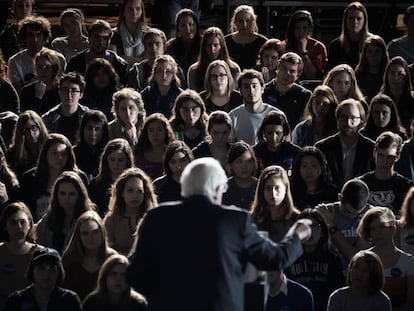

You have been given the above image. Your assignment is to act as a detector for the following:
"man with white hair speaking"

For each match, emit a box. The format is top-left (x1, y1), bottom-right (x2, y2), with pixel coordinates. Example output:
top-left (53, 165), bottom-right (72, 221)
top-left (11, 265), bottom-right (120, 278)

top-left (127, 157), bottom-right (311, 311)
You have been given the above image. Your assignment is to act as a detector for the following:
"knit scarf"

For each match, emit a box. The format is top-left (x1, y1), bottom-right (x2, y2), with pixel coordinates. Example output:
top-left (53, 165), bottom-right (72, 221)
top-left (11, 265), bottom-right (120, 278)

top-left (119, 22), bottom-right (144, 57)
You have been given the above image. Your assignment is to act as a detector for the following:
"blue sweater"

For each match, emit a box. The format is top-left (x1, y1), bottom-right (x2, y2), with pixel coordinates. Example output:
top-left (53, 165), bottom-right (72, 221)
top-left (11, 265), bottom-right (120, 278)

top-left (266, 278), bottom-right (314, 311)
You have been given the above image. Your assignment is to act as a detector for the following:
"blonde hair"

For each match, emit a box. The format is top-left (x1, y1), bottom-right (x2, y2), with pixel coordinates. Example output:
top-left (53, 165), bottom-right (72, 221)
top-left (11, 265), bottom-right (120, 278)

top-left (230, 5), bottom-right (258, 33)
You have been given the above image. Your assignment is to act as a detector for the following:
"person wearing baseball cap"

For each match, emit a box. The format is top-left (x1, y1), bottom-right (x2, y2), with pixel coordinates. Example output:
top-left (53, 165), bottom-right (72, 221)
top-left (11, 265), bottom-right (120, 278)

top-left (2, 247), bottom-right (82, 310)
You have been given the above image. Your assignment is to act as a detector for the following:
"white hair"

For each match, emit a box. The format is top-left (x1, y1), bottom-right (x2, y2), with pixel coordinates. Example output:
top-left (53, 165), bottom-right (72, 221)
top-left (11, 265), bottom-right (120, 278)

top-left (180, 157), bottom-right (227, 201)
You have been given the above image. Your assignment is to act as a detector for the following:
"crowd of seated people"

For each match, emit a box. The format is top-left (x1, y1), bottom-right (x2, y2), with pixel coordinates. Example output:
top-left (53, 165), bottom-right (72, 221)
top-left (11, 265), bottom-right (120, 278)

top-left (1, 0), bottom-right (414, 310)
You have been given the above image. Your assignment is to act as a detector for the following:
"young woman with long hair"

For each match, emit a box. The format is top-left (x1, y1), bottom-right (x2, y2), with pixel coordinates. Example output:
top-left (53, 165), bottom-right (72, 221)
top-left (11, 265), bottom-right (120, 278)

top-left (51, 8), bottom-right (89, 61)
top-left (0, 202), bottom-right (41, 309)
top-left (291, 146), bottom-right (338, 210)
top-left (73, 110), bottom-right (110, 181)
top-left (225, 4), bottom-right (268, 70)
top-left (88, 138), bottom-right (134, 217)
top-left (323, 64), bottom-right (367, 111)
top-left (164, 8), bottom-right (202, 76)
top-left (83, 254), bottom-right (147, 311)
top-left (61, 211), bottom-right (116, 301)
top-left (81, 58), bottom-right (121, 121)
top-left (360, 94), bottom-right (407, 141)
top-left (187, 26), bottom-right (240, 92)
top-left (222, 141), bottom-right (258, 211)
top-left (355, 35), bottom-right (389, 103)
top-left (19, 133), bottom-right (88, 222)
top-left (104, 168), bottom-right (157, 255)
top-left (284, 10), bottom-right (327, 79)
top-left (153, 141), bottom-right (194, 203)
top-left (7, 110), bottom-right (49, 177)
top-left (36, 171), bottom-right (95, 254)
top-left (199, 60), bottom-right (242, 113)
top-left (292, 85), bottom-right (338, 147)
top-left (109, 0), bottom-right (148, 66)
top-left (169, 89), bottom-right (208, 149)
top-left (192, 110), bottom-right (233, 168)
top-left (134, 113), bottom-right (175, 180)
top-left (327, 1), bottom-right (372, 70)
top-left (380, 56), bottom-right (414, 132)
top-left (140, 54), bottom-right (183, 119)
top-left (251, 165), bottom-right (299, 242)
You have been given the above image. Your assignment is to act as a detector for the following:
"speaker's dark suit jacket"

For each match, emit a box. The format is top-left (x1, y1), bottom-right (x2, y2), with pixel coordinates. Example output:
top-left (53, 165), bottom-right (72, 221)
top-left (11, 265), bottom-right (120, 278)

top-left (127, 195), bottom-right (303, 311)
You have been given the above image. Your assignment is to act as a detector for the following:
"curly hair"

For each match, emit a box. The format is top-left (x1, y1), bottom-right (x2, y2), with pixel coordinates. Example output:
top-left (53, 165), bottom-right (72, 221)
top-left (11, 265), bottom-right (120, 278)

top-left (147, 54), bottom-right (181, 87)
top-left (111, 87), bottom-right (146, 133)
top-left (169, 89), bottom-right (208, 134)
top-left (84, 58), bottom-right (120, 93)
top-left (134, 113), bottom-right (175, 153)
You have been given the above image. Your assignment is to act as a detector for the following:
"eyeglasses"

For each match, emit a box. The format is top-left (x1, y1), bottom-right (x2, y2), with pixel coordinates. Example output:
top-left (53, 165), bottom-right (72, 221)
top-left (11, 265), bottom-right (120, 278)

top-left (338, 114), bottom-right (361, 122)
top-left (210, 73), bottom-right (227, 80)
top-left (60, 88), bottom-right (81, 94)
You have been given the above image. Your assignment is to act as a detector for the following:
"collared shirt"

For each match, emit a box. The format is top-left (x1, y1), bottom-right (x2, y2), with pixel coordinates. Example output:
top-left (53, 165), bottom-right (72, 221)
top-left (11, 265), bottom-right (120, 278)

top-left (340, 137), bottom-right (357, 183)
top-left (268, 273), bottom-right (288, 297)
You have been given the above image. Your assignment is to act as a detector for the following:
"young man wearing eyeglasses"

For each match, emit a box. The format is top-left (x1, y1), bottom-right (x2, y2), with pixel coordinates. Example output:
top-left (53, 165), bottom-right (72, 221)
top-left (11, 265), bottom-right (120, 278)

top-left (42, 72), bottom-right (89, 144)
top-left (315, 98), bottom-right (375, 188)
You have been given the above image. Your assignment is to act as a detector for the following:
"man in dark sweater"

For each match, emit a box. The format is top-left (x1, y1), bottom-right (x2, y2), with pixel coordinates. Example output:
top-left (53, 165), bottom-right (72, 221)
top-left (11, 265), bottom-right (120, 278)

top-left (66, 19), bottom-right (128, 85)
top-left (359, 131), bottom-right (413, 215)
top-left (262, 52), bottom-right (312, 129)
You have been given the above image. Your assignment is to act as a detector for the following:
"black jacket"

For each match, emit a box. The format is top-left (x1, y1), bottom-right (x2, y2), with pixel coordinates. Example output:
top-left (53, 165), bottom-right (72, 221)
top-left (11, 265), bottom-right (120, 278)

top-left (315, 132), bottom-right (375, 188)
top-left (127, 195), bottom-right (303, 311)
top-left (3, 285), bottom-right (81, 311)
